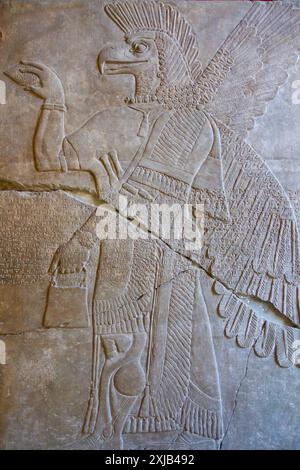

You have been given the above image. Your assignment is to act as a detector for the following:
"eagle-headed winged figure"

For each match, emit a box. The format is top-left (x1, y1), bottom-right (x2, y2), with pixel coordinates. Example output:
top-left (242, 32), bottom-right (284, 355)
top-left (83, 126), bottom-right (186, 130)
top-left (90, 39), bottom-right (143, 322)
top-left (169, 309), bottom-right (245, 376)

top-left (6, 0), bottom-right (300, 450)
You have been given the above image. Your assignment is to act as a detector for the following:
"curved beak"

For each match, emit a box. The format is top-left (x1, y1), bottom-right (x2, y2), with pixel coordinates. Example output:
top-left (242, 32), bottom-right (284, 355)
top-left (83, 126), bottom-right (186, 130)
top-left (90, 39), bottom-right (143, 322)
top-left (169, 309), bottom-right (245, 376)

top-left (98, 43), bottom-right (147, 75)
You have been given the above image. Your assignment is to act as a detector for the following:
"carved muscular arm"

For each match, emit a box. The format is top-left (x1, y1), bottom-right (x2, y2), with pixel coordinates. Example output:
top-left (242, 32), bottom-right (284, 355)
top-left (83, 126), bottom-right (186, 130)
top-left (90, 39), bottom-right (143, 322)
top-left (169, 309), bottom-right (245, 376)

top-left (14, 61), bottom-right (126, 198)
top-left (34, 103), bottom-right (66, 171)
top-left (13, 61), bottom-right (67, 171)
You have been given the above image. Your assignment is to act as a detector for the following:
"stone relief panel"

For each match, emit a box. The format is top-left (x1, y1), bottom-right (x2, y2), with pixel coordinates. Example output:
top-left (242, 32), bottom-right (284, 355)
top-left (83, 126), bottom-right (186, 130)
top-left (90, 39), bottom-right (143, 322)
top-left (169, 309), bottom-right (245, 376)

top-left (0, 0), bottom-right (300, 450)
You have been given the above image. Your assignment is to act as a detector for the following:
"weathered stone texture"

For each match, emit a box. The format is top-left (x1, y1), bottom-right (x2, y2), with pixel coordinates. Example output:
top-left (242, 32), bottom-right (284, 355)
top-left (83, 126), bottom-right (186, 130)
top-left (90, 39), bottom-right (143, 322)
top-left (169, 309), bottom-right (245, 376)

top-left (0, 0), bottom-right (299, 450)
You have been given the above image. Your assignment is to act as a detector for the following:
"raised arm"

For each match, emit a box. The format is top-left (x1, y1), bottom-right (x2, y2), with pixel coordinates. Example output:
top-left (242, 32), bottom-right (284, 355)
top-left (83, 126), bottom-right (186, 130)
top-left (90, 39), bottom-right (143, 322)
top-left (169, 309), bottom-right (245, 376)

top-left (8, 61), bottom-right (128, 196)
top-left (17, 61), bottom-right (66, 171)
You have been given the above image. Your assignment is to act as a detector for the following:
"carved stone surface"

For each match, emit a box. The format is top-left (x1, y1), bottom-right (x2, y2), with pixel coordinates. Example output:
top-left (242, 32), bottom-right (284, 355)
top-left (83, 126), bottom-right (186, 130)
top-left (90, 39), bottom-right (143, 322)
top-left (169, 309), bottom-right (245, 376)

top-left (0, 0), bottom-right (300, 450)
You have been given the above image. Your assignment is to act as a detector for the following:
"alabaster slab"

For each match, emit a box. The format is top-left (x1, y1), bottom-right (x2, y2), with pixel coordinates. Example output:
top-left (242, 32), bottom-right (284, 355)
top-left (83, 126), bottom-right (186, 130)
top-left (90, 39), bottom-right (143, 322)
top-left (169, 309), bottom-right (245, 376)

top-left (0, 0), bottom-right (300, 450)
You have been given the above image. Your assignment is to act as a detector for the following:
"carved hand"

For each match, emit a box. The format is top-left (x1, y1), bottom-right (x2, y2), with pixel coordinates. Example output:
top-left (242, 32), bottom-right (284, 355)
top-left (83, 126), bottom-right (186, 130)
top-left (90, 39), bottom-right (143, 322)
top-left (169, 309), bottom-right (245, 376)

top-left (49, 238), bottom-right (90, 275)
top-left (18, 60), bottom-right (65, 103)
top-left (98, 150), bottom-right (153, 201)
top-left (98, 150), bottom-right (124, 190)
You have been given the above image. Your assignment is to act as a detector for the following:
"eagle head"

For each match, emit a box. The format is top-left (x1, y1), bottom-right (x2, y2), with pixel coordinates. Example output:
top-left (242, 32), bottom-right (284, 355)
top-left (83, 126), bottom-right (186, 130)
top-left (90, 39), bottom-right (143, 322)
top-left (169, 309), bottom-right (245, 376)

top-left (98, 1), bottom-right (202, 106)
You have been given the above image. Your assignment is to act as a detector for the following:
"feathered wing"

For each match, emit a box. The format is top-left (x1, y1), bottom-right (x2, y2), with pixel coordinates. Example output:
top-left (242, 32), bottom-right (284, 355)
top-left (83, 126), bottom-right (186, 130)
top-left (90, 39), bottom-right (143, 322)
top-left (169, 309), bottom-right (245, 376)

top-left (216, 287), bottom-right (297, 368)
top-left (197, 1), bottom-right (300, 138)
top-left (188, 0), bottom-right (300, 366)
top-left (189, 122), bottom-right (300, 367)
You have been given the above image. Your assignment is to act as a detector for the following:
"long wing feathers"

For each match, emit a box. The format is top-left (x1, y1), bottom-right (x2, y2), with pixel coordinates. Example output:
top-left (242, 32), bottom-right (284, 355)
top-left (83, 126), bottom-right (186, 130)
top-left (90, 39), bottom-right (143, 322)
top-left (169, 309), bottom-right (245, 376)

top-left (190, 122), bottom-right (300, 328)
top-left (197, 2), bottom-right (300, 137)
top-left (216, 287), bottom-right (298, 368)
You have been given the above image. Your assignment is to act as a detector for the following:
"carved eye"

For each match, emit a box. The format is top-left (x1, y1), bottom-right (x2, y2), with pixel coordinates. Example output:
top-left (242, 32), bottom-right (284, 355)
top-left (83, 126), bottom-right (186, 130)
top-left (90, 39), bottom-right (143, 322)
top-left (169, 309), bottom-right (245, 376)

top-left (130, 42), bottom-right (148, 54)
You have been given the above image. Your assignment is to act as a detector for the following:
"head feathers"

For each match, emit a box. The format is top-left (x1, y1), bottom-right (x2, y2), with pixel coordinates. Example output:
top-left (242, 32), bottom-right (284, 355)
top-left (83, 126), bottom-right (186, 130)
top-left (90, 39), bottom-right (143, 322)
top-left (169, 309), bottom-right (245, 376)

top-left (105, 1), bottom-right (202, 81)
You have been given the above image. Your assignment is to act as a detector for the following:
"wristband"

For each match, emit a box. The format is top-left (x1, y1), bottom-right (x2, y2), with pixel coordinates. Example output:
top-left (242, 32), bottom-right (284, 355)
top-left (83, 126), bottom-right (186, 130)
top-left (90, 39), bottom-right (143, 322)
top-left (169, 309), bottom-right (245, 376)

top-left (42, 102), bottom-right (67, 112)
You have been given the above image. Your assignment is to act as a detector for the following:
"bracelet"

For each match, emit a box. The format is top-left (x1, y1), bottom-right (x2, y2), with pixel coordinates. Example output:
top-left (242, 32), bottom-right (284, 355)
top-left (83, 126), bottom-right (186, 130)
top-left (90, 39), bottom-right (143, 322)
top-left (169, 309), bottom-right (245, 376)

top-left (42, 102), bottom-right (67, 112)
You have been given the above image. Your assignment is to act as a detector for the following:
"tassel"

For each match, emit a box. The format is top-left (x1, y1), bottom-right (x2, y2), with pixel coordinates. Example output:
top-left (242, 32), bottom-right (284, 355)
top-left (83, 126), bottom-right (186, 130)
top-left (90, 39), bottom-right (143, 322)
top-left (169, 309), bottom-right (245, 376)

top-left (139, 385), bottom-right (150, 417)
top-left (138, 112), bottom-right (149, 137)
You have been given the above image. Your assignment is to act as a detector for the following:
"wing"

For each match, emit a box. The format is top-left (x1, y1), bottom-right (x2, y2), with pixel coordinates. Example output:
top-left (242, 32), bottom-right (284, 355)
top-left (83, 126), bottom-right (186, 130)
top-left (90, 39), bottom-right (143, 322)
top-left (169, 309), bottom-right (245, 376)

top-left (188, 121), bottom-right (300, 367)
top-left (190, 121), bottom-right (300, 332)
top-left (216, 284), bottom-right (299, 368)
top-left (197, 1), bottom-right (300, 138)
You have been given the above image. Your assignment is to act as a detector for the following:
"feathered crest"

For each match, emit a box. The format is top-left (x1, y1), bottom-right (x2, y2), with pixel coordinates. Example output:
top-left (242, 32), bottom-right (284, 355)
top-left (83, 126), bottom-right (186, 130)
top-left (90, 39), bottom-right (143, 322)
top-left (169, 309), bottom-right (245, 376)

top-left (104, 1), bottom-right (202, 81)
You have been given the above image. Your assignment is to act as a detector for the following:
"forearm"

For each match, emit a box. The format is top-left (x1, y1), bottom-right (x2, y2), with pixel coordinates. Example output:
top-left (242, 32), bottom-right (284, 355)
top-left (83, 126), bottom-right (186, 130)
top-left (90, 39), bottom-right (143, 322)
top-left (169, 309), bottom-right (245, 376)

top-left (34, 102), bottom-right (66, 171)
top-left (49, 210), bottom-right (99, 275)
top-left (71, 210), bottom-right (99, 249)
